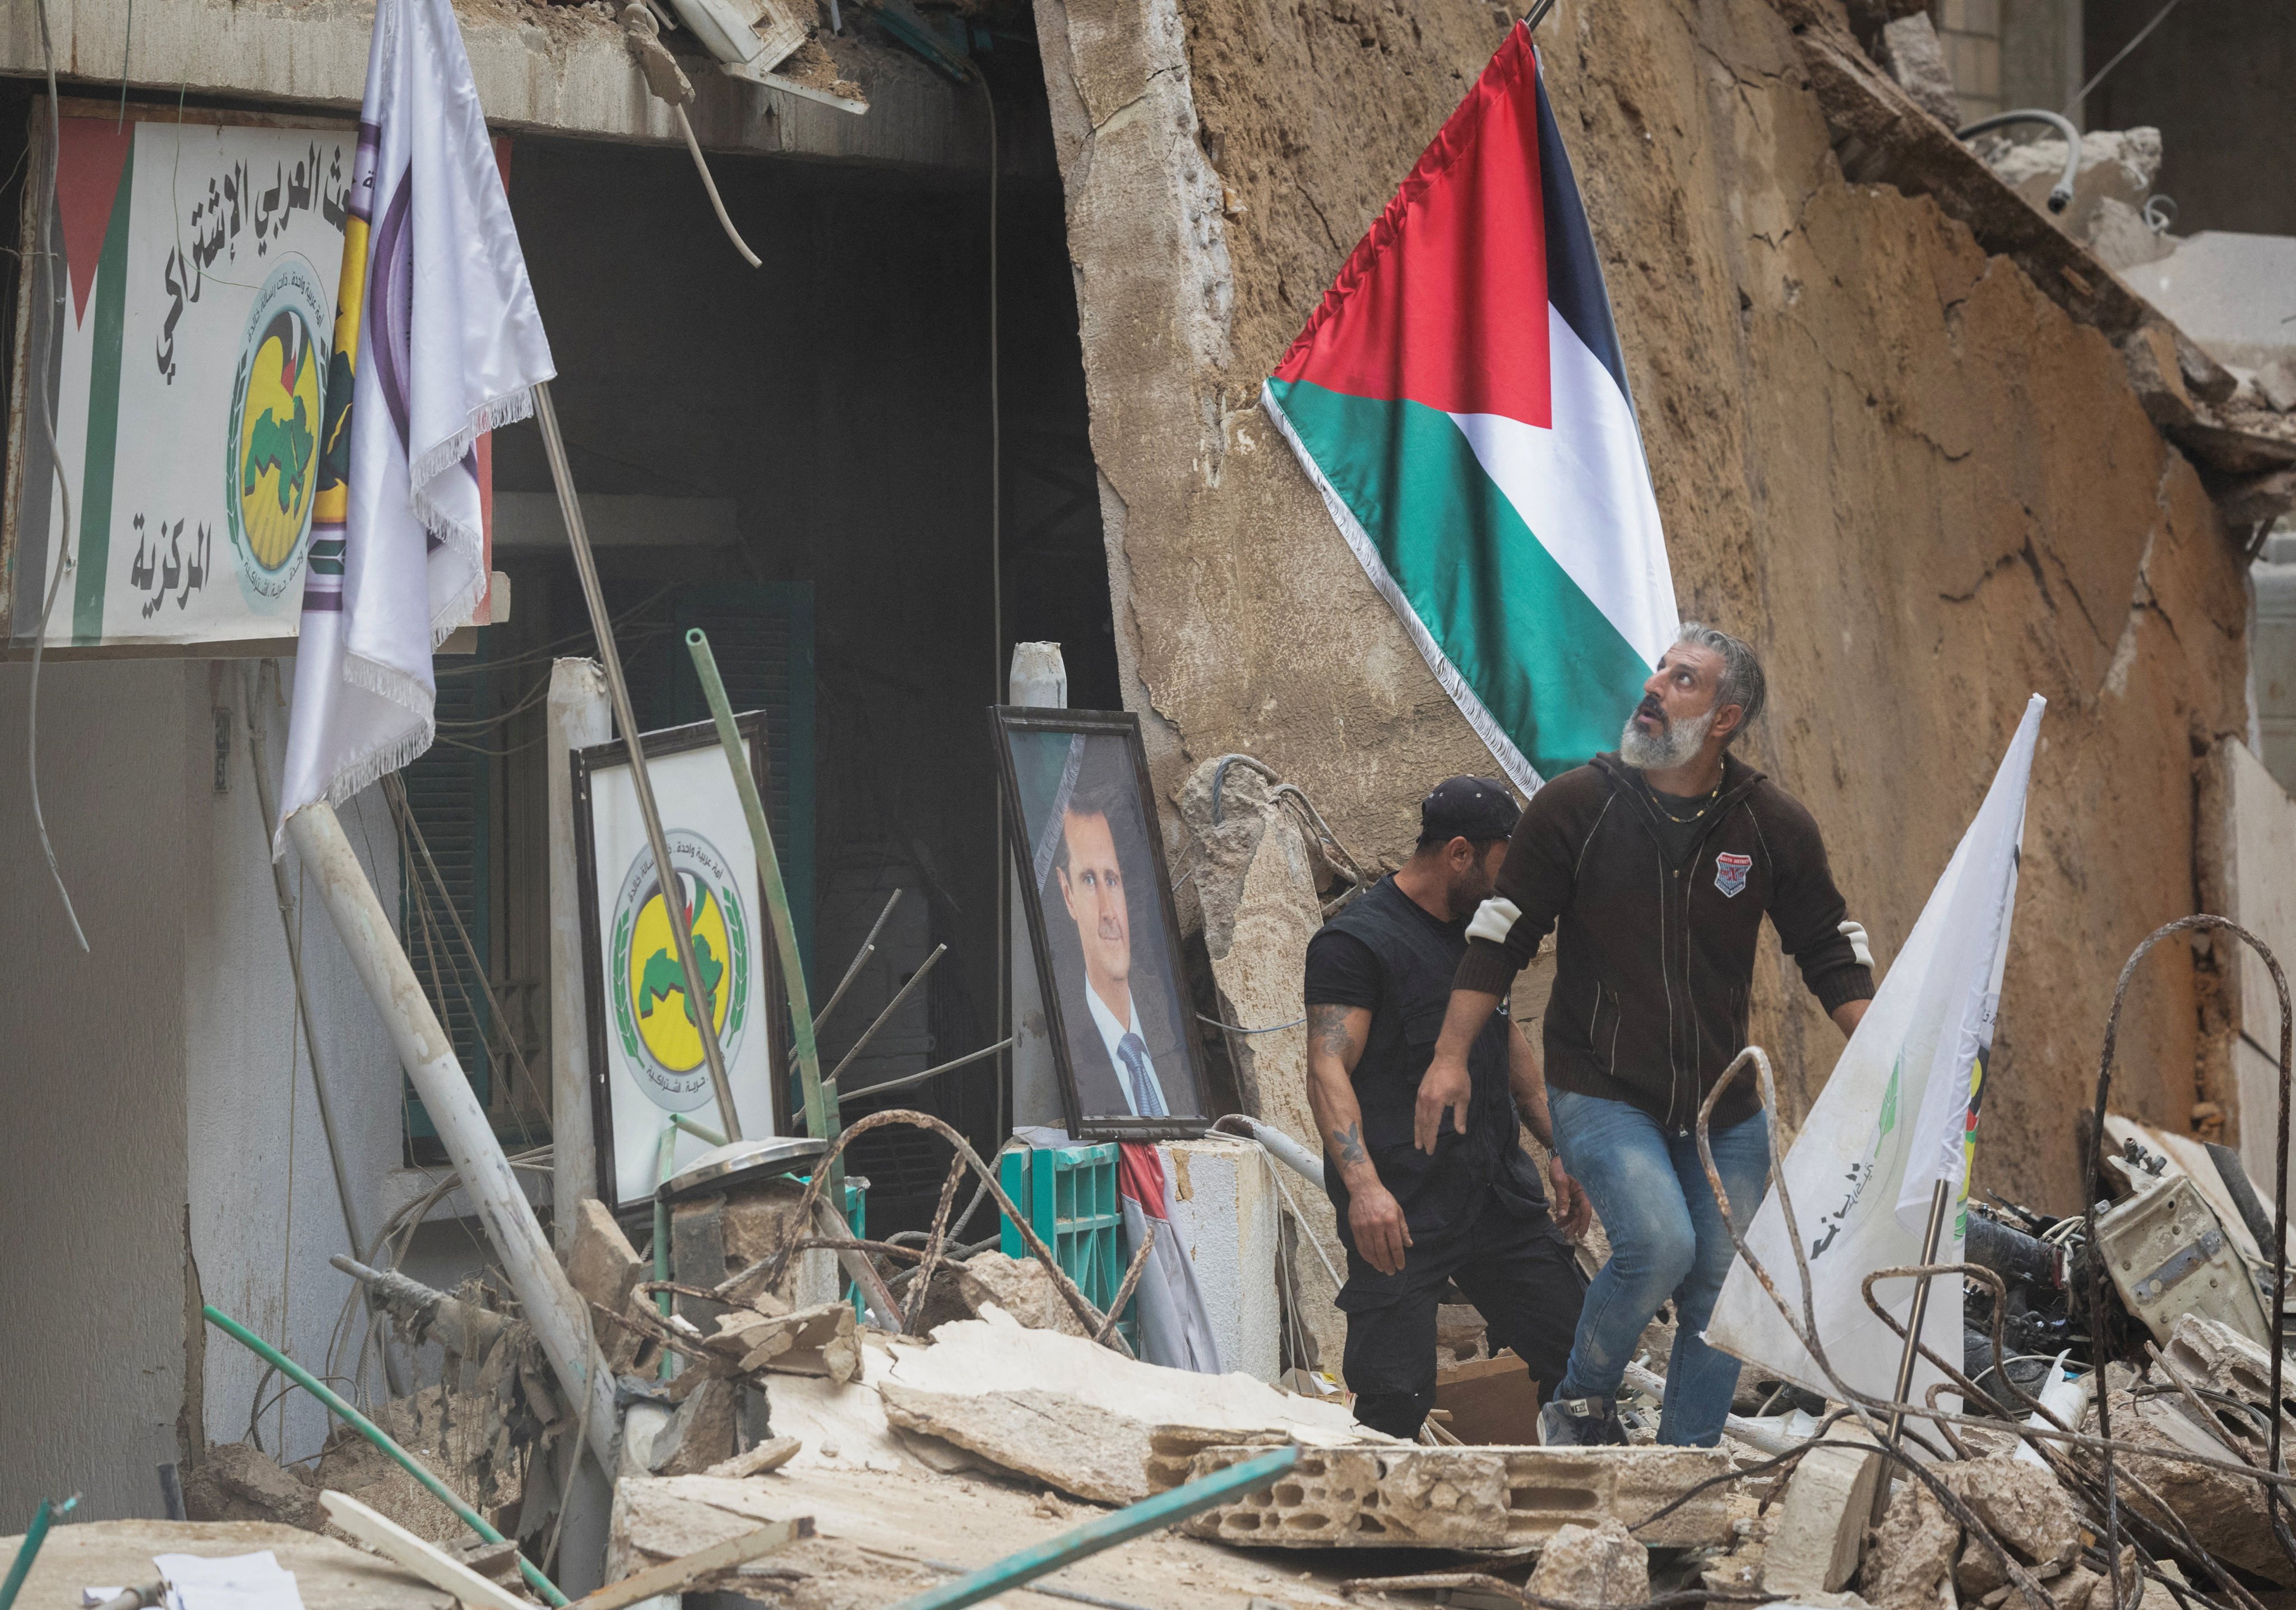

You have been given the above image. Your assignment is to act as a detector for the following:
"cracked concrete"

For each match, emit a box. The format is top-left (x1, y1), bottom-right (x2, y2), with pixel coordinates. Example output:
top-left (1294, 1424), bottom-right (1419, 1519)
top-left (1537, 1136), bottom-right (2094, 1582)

top-left (1035, 0), bottom-right (2250, 1209)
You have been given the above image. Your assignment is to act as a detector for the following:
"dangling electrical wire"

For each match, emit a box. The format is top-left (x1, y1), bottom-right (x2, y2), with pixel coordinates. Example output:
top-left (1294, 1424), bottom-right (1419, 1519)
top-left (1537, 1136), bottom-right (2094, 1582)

top-left (27, 0), bottom-right (89, 952)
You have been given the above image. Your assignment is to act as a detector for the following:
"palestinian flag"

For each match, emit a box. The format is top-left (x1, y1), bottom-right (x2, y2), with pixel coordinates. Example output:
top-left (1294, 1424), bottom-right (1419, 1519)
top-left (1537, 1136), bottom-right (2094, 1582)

top-left (1263, 25), bottom-right (1675, 790)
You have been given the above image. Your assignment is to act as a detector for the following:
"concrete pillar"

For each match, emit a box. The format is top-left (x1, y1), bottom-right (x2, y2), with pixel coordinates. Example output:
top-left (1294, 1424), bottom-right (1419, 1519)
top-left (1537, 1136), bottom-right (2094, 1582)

top-left (1008, 643), bottom-right (1068, 1129)
top-left (549, 659), bottom-right (612, 1251)
top-left (1159, 1135), bottom-right (1282, 1381)
top-left (1176, 759), bottom-right (1349, 1375)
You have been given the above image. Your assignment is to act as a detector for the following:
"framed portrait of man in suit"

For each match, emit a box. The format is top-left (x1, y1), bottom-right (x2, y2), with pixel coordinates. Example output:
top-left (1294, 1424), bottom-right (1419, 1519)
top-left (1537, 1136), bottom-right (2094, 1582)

top-left (993, 707), bottom-right (1211, 1140)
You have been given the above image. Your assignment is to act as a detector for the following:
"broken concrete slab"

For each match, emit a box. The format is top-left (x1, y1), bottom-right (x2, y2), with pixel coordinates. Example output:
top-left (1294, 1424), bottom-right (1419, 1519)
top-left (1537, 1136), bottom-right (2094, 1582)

top-left (1527, 1520), bottom-right (1650, 1607)
top-left (651, 1377), bottom-right (739, 1477)
top-left (2086, 1380), bottom-right (2294, 1585)
top-left (1982, 127), bottom-right (2163, 244)
top-left (569, 1200), bottom-right (652, 1373)
top-left (180, 1442), bottom-right (322, 1532)
top-left (1876, 13), bottom-right (1957, 126)
top-left (1181, 1444), bottom-right (1735, 1549)
top-left (888, 1314), bottom-right (1368, 1451)
top-left (2161, 1311), bottom-right (2289, 1427)
top-left (706, 1437), bottom-right (802, 1480)
top-left (1764, 1422), bottom-right (1882, 1595)
top-left (0, 1521), bottom-right (453, 1610)
top-left (722, 1301), bottom-right (859, 1383)
top-left (881, 1382), bottom-right (1166, 1506)
top-left (1936, 1455), bottom-right (2081, 1585)
top-left (1862, 1481), bottom-right (1958, 1610)
top-left (916, 1252), bottom-right (1091, 1337)
top-left (614, 1468), bottom-right (1384, 1610)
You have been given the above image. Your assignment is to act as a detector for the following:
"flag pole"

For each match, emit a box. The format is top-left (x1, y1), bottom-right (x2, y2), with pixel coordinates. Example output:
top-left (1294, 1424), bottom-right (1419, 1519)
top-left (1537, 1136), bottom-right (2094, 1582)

top-left (531, 380), bottom-right (742, 1144)
top-left (1877, 1174), bottom-right (1952, 1513)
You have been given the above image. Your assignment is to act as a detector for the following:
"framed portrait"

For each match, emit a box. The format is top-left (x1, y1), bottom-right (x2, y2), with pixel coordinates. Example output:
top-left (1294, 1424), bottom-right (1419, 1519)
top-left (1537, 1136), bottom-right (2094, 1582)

top-left (993, 707), bottom-right (1210, 1141)
top-left (574, 716), bottom-right (789, 1211)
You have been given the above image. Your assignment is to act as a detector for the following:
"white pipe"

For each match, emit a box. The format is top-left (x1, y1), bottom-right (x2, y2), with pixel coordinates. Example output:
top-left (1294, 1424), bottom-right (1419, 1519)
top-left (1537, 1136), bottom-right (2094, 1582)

top-left (288, 799), bottom-right (619, 1468)
top-left (547, 660), bottom-right (612, 1254)
top-left (1622, 1359), bottom-right (1824, 1455)
top-left (1215, 1114), bottom-right (1325, 1188)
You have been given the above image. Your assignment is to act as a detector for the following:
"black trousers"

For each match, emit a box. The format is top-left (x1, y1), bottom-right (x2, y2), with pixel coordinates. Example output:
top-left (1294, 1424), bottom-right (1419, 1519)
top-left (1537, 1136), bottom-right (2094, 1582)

top-left (1341, 1193), bottom-right (1588, 1440)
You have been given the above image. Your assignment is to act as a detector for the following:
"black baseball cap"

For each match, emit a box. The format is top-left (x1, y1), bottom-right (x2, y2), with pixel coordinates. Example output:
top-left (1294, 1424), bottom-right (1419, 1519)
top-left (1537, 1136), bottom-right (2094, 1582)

top-left (1419, 775), bottom-right (1520, 845)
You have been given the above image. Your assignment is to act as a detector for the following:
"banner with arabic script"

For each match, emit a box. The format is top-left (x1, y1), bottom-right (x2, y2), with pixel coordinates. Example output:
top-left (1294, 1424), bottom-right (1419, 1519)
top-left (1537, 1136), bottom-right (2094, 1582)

top-left (6, 110), bottom-right (358, 649)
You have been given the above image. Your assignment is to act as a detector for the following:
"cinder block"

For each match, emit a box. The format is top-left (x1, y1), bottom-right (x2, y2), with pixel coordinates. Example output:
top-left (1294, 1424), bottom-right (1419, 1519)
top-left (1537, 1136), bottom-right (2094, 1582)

top-left (1179, 1444), bottom-right (1735, 1549)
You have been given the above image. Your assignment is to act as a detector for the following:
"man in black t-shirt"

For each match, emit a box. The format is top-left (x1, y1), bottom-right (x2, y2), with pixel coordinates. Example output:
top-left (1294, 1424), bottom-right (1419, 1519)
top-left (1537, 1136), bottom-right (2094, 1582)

top-left (1303, 777), bottom-right (1591, 1440)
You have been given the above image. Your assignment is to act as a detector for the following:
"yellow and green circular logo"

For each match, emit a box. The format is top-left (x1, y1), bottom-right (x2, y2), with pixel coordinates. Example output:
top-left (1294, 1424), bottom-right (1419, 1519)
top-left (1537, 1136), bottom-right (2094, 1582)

top-left (609, 832), bottom-right (752, 1111)
top-left (225, 260), bottom-right (328, 601)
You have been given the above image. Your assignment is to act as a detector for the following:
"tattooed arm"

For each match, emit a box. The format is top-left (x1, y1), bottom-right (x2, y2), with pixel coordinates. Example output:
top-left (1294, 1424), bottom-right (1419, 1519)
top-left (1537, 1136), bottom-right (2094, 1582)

top-left (1304, 1001), bottom-right (1411, 1275)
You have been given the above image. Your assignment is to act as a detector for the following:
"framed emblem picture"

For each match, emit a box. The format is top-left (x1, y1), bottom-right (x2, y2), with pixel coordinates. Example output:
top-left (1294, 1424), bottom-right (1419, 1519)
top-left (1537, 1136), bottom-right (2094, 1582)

top-left (573, 715), bottom-right (788, 1211)
top-left (993, 706), bottom-right (1210, 1141)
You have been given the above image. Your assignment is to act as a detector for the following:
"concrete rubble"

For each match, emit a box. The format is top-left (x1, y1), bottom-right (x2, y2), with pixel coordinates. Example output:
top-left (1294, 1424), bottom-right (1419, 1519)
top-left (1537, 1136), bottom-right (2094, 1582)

top-left (1527, 1520), bottom-right (1652, 1607)
top-left (72, 1159), bottom-right (2290, 1610)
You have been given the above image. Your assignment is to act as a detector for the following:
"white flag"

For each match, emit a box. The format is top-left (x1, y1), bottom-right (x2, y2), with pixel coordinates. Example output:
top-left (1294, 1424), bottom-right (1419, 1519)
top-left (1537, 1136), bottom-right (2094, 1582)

top-left (1705, 694), bottom-right (2043, 1409)
top-left (277, 0), bottom-right (554, 849)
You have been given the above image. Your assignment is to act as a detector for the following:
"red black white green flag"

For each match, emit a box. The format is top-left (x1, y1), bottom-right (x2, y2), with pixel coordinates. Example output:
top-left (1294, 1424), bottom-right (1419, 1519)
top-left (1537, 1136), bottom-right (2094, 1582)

top-left (1264, 25), bottom-right (1676, 789)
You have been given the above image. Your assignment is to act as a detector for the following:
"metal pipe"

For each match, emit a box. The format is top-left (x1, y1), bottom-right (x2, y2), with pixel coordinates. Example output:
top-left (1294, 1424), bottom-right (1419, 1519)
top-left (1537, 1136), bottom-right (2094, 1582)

top-left (0, 1495), bottom-right (75, 1610)
top-left (284, 801), bottom-right (619, 1468)
top-left (1877, 1176), bottom-right (1952, 1520)
top-left (684, 630), bottom-right (823, 1149)
top-left (825, 943), bottom-right (948, 1096)
top-left (855, 1037), bottom-right (1014, 1099)
top-left (817, 890), bottom-right (902, 1032)
top-left (536, 383), bottom-right (740, 1143)
top-left (201, 1303), bottom-right (567, 1608)
top-left (1954, 111), bottom-right (2081, 212)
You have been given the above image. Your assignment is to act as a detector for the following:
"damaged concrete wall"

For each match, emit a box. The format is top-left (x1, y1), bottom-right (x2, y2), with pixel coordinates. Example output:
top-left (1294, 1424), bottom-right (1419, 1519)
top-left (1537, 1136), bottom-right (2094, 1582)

top-left (1035, 0), bottom-right (2251, 1211)
top-left (0, 659), bottom-right (407, 1519)
top-left (0, 660), bottom-right (193, 1522)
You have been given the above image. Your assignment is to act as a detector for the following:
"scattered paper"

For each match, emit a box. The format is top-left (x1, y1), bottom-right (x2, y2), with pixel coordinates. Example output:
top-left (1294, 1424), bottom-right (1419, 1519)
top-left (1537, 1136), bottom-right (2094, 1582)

top-left (152, 1553), bottom-right (306, 1610)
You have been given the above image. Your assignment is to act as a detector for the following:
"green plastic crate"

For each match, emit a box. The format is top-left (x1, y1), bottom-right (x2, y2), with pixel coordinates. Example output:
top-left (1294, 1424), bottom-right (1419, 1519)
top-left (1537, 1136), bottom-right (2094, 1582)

top-left (998, 1143), bottom-right (1137, 1348)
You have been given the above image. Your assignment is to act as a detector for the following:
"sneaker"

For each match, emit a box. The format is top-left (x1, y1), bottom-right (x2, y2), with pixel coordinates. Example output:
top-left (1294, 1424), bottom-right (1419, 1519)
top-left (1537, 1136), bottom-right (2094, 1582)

top-left (1538, 1395), bottom-right (1628, 1447)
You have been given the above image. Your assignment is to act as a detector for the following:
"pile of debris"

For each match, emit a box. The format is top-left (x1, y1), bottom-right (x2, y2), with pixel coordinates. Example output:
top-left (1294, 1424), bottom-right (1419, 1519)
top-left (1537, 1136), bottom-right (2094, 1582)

top-left (25, 1094), bottom-right (2292, 1610)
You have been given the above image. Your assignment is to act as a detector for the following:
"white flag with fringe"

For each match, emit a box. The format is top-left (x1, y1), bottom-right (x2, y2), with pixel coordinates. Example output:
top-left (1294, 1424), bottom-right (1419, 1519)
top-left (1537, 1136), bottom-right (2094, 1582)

top-left (277, 0), bottom-right (553, 849)
top-left (1705, 693), bottom-right (2043, 1409)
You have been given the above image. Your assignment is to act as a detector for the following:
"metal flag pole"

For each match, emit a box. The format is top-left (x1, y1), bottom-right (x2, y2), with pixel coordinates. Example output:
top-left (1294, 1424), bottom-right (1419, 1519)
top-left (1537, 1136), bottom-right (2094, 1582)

top-left (531, 381), bottom-right (740, 1144)
top-left (1875, 1174), bottom-right (1952, 1517)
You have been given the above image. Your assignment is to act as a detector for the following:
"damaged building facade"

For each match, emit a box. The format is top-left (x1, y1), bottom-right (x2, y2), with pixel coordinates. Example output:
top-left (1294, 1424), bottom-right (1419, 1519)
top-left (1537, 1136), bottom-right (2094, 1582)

top-left (3, 0), bottom-right (2295, 1570)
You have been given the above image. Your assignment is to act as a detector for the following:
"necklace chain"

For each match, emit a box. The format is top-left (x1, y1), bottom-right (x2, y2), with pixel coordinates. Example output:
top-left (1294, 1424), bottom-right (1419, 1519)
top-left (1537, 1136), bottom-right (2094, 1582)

top-left (1650, 779), bottom-right (1722, 825)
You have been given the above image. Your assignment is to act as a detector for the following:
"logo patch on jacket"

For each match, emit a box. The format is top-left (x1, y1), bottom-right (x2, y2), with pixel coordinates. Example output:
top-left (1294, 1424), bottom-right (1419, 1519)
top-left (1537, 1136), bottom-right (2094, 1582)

top-left (1714, 852), bottom-right (1752, 898)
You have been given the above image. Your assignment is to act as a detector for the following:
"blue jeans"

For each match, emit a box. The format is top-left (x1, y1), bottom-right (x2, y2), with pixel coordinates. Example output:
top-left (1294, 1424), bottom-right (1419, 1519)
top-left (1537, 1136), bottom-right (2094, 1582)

top-left (1549, 1088), bottom-right (1771, 1447)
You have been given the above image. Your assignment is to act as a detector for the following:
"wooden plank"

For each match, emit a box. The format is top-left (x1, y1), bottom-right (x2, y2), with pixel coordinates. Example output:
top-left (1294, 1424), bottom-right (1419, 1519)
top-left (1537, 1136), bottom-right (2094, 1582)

top-left (573, 1519), bottom-right (812, 1610)
top-left (317, 1492), bottom-right (529, 1610)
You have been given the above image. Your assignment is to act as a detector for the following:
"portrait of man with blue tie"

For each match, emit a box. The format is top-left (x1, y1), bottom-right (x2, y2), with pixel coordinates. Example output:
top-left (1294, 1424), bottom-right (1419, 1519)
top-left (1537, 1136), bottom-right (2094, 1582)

top-left (1054, 780), bottom-right (1174, 1119)
top-left (997, 708), bottom-right (1207, 1136)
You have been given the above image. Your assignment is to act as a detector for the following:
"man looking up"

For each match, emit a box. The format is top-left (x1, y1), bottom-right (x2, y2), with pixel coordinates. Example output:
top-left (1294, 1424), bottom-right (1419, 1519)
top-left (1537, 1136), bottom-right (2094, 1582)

top-left (1422, 624), bottom-right (1875, 1449)
top-left (1304, 777), bottom-right (1593, 1441)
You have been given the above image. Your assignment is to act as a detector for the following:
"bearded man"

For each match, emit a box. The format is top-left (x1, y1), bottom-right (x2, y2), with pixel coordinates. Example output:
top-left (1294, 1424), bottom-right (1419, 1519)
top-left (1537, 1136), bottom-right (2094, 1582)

top-left (1419, 624), bottom-right (1876, 1447)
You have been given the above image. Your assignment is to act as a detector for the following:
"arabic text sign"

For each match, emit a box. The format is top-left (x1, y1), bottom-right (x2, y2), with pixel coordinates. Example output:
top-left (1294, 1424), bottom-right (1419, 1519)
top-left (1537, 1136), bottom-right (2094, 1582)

top-left (13, 112), bottom-right (354, 646)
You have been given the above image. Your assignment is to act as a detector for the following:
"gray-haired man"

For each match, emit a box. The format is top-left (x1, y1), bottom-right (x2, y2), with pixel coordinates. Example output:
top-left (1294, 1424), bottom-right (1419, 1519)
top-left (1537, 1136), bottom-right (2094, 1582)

top-left (1419, 625), bottom-right (1877, 1447)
